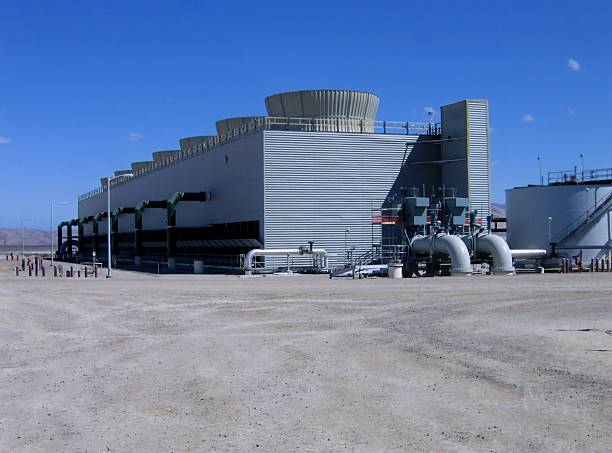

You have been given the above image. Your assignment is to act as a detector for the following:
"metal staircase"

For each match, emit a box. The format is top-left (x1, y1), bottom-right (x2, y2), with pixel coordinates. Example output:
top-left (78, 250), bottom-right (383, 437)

top-left (330, 244), bottom-right (407, 278)
top-left (546, 191), bottom-right (612, 249)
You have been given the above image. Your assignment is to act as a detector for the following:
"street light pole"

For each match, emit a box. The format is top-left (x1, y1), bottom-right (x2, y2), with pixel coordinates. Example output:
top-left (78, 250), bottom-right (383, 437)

top-left (106, 174), bottom-right (133, 278)
top-left (50, 201), bottom-right (68, 267)
top-left (537, 156), bottom-right (543, 185)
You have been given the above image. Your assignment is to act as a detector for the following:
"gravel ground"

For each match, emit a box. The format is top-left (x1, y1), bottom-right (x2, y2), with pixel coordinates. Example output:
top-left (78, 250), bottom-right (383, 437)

top-left (0, 258), bottom-right (611, 452)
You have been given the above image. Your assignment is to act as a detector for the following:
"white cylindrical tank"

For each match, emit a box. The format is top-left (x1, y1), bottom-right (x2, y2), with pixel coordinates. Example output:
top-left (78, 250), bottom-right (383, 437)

top-left (506, 184), bottom-right (612, 262)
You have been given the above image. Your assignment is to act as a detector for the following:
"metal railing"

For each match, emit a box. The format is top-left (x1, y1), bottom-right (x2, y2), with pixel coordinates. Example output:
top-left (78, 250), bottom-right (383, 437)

top-left (543, 191), bottom-right (612, 248)
top-left (548, 167), bottom-right (612, 185)
top-left (78, 117), bottom-right (441, 201)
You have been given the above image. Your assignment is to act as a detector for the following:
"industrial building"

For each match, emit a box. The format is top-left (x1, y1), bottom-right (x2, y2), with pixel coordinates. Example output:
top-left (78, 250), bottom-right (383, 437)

top-left (59, 89), bottom-right (496, 273)
top-left (507, 168), bottom-right (612, 264)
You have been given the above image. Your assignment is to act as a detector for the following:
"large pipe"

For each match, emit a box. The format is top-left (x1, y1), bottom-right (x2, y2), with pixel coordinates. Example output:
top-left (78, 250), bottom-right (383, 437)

top-left (411, 234), bottom-right (472, 276)
top-left (462, 233), bottom-right (515, 275)
top-left (244, 248), bottom-right (328, 272)
top-left (510, 249), bottom-right (547, 259)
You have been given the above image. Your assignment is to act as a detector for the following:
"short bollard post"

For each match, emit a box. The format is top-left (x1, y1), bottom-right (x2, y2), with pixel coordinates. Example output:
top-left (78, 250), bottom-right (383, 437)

top-left (28, 266), bottom-right (32, 277)
top-left (70, 266), bottom-right (74, 278)
top-left (77, 269), bottom-right (81, 278)
top-left (15, 267), bottom-right (19, 276)
top-left (21, 259), bottom-right (25, 271)
top-left (94, 266), bottom-right (98, 278)
top-left (53, 266), bottom-right (57, 278)
top-left (41, 266), bottom-right (45, 277)
top-left (84, 267), bottom-right (88, 278)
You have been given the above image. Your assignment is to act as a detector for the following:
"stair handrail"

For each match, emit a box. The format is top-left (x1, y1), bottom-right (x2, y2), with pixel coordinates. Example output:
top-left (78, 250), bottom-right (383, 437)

top-left (543, 191), bottom-right (612, 248)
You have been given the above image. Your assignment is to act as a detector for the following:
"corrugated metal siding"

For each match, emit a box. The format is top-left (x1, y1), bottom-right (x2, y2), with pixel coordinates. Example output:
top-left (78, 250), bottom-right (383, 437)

top-left (78, 131), bottom-right (265, 232)
top-left (263, 131), bottom-right (418, 268)
top-left (467, 100), bottom-right (491, 220)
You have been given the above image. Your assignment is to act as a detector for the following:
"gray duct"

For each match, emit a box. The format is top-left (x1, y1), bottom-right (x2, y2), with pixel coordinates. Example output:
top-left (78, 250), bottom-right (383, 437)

top-left (411, 234), bottom-right (472, 276)
top-left (244, 248), bottom-right (328, 273)
top-left (462, 233), bottom-right (515, 275)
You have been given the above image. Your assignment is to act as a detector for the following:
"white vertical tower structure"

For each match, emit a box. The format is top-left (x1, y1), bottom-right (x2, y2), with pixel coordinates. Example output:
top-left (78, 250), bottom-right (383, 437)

top-left (441, 99), bottom-right (491, 220)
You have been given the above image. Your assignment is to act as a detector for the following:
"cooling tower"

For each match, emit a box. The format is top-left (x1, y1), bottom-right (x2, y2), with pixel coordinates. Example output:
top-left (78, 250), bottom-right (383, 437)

top-left (179, 136), bottom-right (216, 152)
top-left (264, 89), bottom-right (379, 132)
top-left (152, 150), bottom-right (180, 162)
top-left (215, 117), bottom-right (264, 135)
top-left (131, 161), bottom-right (153, 173)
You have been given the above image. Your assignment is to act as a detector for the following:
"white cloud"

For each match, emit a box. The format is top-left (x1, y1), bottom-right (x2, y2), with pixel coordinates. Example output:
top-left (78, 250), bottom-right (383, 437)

top-left (0, 136), bottom-right (11, 144)
top-left (424, 106), bottom-right (435, 116)
top-left (521, 114), bottom-right (535, 124)
top-left (128, 132), bottom-right (144, 142)
top-left (567, 58), bottom-right (581, 71)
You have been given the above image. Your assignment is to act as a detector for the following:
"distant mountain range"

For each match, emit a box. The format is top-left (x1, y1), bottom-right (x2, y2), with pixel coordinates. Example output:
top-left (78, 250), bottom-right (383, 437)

top-left (492, 203), bottom-right (506, 218)
top-left (0, 228), bottom-right (50, 246)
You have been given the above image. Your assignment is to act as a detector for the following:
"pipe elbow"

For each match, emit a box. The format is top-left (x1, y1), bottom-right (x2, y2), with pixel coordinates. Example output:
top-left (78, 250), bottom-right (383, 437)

top-left (435, 234), bottom-right (473, 276)
top-left (477, 234), bottom-right (515, 275)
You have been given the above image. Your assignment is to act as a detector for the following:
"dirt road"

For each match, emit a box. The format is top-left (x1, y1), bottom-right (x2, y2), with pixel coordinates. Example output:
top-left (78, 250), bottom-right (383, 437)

top-left (1, 260), bottom-right (611, 451)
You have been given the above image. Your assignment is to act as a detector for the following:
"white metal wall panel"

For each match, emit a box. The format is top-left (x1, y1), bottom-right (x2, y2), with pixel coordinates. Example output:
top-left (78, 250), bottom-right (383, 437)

top-left (466, 100), bottom-right (491, 220)
top-left (78, 132), bottom-right (265, 233)
top-left (263, 130), bottom-right (419, 268)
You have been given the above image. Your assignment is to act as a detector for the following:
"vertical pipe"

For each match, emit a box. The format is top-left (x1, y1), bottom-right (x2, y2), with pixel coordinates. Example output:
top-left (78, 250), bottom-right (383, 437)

top-left (66, 224), bottom-right (73, 261)
top-left (57, 224), bottom-right (62, 259)
top-left (167, 208), bottom-right (176, 269)
top-left (92, 220), bottom-right (99, 258)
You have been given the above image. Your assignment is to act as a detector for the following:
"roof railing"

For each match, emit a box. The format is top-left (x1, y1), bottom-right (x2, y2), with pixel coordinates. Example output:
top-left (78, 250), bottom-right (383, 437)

top-left (548, 167), bottom-right (612, 185)
top-left (78, 117), bottom-right (441, 201)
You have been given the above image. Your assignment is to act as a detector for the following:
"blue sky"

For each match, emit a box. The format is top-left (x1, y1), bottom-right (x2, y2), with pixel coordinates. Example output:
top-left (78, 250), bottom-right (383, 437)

top-left (1, 0), bottom-right (610, 228)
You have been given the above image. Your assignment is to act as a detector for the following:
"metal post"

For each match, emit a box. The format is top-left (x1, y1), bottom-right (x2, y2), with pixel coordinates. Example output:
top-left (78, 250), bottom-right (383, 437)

top-left (51, 205), bottom-right (54, 267)
top-left (107, 176), bottom-right (111, 278)
top-left (537, 156), bottom-right (543, 186)
top-left (586, 188), bottom-right (590, 223)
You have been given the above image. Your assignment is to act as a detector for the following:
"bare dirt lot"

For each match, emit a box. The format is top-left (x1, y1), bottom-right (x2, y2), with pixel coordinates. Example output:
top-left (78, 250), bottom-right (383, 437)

top-left (1, 258), bottom-right (611, 452)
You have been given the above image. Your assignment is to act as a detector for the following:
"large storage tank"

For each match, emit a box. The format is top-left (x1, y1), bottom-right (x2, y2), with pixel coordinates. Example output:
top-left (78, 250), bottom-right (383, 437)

top-left (265, 89), bottom-right (379, 132)
top-left (506, 182), bottom-right (612, 262)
